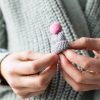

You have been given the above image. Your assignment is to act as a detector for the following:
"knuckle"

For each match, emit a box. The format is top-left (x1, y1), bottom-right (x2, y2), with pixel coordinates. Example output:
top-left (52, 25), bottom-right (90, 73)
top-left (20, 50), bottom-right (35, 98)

top-left (9, 81), bottom-right (17, 88)
top-left (83, 61), bottom-right (90, 69)
top-left (75, 76), bottom-right (84, 83)
top-left (14, 90), bottom-right (21, 95)
top-left (7, 67), bottom-right (15, 75)
top-left (9, 79), bottom-right (15, 87)
top-left (38, 78), bottom-right (48, 90)
top-left (18, 93), bottom-right (28, 99)
top-left (3, 65), bottom-right (14, 76)
top-left (18, 95), bottom-right (27, 99)
top-left (73, 85), bottom-right (83, 92)
top-left (31, 62), bottom-right (38, 73)
top-left (14, 90), bottom-right (26, 99)
top-left (19, 96), bottom-right (26, 100)
top-left (9, 78), bottom-right (18, 88)
top-left (80, 37), bottom-right (89, 45)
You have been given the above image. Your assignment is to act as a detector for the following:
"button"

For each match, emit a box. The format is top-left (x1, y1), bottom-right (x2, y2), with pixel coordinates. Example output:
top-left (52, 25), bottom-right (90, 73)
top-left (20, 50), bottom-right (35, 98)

top-left (49, 22), bottom-right (62, 35)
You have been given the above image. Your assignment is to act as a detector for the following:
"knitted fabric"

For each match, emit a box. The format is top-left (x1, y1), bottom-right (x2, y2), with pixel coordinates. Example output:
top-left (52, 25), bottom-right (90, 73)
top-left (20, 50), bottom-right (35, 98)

top-left (0, 0), bottom-right (99, 100)
top-left (50, 22), bottom-right (69, 54)
top-left (51, 32), bottom-right (69, 54)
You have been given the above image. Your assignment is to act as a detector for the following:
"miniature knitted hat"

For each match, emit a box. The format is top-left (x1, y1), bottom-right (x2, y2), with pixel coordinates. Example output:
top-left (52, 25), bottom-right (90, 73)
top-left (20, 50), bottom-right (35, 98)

top-left (50, 22), bottom-right (69, 54)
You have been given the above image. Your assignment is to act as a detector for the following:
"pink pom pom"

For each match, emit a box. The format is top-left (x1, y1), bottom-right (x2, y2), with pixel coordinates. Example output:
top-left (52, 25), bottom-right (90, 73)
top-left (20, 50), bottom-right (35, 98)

top-left (49, 22), bottom-right (62, 35)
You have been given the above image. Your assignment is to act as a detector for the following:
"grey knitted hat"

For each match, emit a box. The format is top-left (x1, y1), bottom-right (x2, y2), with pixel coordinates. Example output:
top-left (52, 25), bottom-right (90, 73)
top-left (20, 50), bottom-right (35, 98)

top-left (50, 22), bottom-right (69, 54)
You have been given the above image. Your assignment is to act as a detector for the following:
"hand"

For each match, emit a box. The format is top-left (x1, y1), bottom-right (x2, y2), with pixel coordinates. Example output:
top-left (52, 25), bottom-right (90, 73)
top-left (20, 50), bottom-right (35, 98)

top-left (59, 37), bottom-right (100, 92)
top-left (1, 50), bottom-right (58, 99)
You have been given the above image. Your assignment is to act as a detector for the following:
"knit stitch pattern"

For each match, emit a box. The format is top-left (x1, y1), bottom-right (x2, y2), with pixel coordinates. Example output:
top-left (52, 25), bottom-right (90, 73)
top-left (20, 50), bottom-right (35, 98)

top-left (0, 0), bottom-right (99, 100)
top-left (51, 32), bottom-right (69, 54)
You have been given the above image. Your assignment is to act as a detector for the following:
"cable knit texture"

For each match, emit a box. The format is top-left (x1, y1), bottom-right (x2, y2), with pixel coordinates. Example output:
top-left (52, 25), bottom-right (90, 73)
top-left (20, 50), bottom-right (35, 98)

top-left (0, 0), bottom-right (100, 100)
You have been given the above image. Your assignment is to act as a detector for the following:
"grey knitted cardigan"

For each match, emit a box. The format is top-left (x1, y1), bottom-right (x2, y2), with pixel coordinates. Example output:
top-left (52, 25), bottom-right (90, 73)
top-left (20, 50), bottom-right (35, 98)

top-left (0, 0), bottom-right (100, 100)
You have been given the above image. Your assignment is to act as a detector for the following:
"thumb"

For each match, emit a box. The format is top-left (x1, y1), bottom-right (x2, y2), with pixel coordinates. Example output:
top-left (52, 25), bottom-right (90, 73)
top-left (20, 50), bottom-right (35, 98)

top-left (11, 53), bottom-right (59, 75)
top-left (17, 50), bottom-right (47, 61)
top-left (32, 53), bottom-right (59, 73)
top-left (69, 37), bottom-right (100, 51)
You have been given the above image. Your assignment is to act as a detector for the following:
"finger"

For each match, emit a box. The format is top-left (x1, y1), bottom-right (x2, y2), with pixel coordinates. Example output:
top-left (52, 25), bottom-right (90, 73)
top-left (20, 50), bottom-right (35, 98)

top-left (17, 50), bottom-right (46, 61)
top-left (63, 50), bottom-right (100, 72)
top-left (81, 71), bottom-right (100, 84)
top-left (12, 64), bottom-right (56, 90)
top-left (13, 87), bottom-right (45, 94)
top-left (10, 75), bottom-right (45, 91)
top-left (60, 54), bottom-right (100, 84)
top-left (30, 53), bottom-right (58, 73)
top-left (69, 37), bottom-right (100, 51)
top-left (18, 91), bottom-right (44, 99)
top-left (39, 63), bottom-right (57, 83)
top-left (13, 53), bottom-right (58, 75)
top-left (22, 91), bottom-right (44, 99)
top-left (93, 50), bottom-right (100, 59)
top-left (59, 54), bottom-right (83, 83)
top-left (62, 70), bottom-right (100, 92)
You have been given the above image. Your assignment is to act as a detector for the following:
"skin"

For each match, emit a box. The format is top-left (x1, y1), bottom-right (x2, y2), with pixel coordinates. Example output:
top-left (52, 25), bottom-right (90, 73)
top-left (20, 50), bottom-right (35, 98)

top-left (0, 51), bottom-right (59, 99)
top-left (60, 37), bottom-right (100, 92)
top-left (1, 37), bottom-right (100, 99)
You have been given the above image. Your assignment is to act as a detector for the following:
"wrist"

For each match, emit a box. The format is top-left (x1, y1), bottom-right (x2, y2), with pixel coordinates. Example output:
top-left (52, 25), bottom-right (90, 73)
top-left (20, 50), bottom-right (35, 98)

top-left (0, 53), bottom-right (10, 85)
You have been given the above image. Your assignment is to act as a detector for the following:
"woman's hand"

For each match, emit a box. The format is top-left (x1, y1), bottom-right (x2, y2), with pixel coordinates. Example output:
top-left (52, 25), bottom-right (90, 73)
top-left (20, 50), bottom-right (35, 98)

top-left (60, 37), bottom-right (100, 92)
top-left (1, 50), bottom-right (58, 99)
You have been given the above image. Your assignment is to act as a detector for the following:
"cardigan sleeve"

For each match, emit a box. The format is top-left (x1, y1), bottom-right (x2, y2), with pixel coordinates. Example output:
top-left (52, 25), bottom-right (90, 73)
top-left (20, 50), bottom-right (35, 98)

top-left (0, 8), bottom-right (9, 85)
top-left (0, 9), bottom-right (9, 63)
